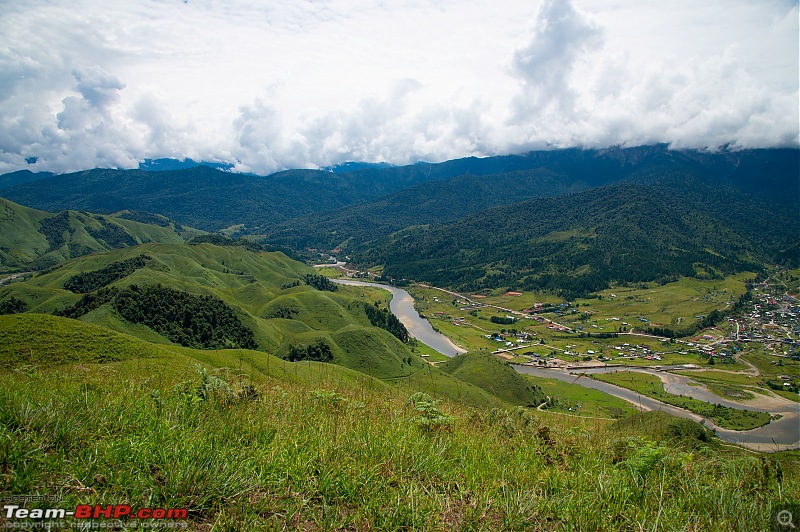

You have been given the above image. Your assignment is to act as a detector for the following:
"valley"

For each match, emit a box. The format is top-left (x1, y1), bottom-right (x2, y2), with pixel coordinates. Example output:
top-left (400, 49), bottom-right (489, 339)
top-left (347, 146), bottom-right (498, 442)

top-left (0, 146), bottom-right (798, 529)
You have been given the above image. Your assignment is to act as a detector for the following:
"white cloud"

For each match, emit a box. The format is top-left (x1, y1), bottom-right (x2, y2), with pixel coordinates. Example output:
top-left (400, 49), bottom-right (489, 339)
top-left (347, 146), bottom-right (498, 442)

top-left (0, 0), bottom-right (796, 174)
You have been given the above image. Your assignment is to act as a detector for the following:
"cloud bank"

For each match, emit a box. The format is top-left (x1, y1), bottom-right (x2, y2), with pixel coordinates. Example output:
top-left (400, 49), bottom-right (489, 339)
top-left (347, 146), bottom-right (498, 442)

top-left (0, 0), bottom-right (797, 174)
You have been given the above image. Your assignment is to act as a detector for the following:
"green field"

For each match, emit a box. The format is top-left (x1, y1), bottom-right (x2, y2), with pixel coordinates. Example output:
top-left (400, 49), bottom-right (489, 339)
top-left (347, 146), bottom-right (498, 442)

top-left (523, 374), bottom-right (637, 419)
top-left (592, 371), bottom-right (772, 430)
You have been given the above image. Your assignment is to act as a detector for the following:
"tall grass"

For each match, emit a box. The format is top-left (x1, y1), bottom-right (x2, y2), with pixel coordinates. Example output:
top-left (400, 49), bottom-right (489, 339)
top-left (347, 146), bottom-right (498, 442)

top-left (0, 358), bottom-right (797, 530)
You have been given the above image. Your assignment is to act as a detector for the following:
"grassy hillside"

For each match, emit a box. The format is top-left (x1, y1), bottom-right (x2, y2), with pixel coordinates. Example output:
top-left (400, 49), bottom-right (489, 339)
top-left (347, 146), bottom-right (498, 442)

top-left (0, 313), bottom-right (164, 369)
top-left (0, 314), bottom-right (797, 530)
top-left (0, 197), bottom-right (199, 273)
top-left (438, 352), bottom-right (546, 407)
top-left (0, 243), bottom-right (431, 383)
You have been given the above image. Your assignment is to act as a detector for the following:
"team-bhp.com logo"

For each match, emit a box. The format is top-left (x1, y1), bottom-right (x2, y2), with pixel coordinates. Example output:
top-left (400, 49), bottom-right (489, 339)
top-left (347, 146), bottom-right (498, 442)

top-left (3, 501), bottom-right (188, 529)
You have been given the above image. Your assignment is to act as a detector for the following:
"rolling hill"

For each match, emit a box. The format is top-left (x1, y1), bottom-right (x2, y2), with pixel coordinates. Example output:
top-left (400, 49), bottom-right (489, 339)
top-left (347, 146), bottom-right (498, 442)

top-left (0, 241), bottom-right (520, 402)
top-left (0, 197), bottom-right (200, 272)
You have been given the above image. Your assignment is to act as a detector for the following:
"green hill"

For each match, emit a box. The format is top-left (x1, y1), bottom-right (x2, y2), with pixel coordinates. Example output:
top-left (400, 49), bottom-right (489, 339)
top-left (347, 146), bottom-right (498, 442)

top-left (0, 242), bottom-right (428, 383)
top-left (438, 352), bottom-right (546, 407)
top-left (0, 313), bottom-right (164, 369)
top-left (0, 197), bottom-right (200, 273)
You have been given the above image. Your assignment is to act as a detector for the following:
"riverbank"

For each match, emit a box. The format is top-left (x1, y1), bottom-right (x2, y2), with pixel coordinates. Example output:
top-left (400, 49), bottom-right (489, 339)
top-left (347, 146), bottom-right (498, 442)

top-left (332, 278), bottom-right (800, 451)
top-left (332, 279), bottom-right (467, 357)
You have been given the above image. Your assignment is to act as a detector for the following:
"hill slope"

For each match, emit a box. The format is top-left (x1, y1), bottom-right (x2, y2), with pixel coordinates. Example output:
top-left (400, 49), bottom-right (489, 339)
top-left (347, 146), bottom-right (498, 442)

top-left (357, 183), bottom-right (798, 297)
top-left (0, 243), bottom-right (431, 382)
top-left (263, 146), bottom-right (800, 252)
top-left (438, 352), bottom-right (546, 407)
top-left (1, 311), bottom-right (795, 529)
top-left (0, 197), bottom-right (199, 272)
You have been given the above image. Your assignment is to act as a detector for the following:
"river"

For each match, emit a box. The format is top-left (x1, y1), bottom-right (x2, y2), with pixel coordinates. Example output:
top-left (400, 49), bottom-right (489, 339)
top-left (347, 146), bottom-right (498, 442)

top-left (333, 278), bottom-right (800, 450)
top-left (332, 279), bottom-right (467, 356)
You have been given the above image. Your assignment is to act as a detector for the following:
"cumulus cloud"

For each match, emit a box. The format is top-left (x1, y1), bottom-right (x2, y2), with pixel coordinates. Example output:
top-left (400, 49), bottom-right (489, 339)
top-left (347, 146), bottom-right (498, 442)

top-left (0, 0), bottom-right (796, 174)
top-left (509, 0), bottom-right (603, 120)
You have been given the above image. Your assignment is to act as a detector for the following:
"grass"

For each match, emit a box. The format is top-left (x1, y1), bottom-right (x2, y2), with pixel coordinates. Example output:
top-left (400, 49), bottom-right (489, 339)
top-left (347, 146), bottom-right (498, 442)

top-left (523, 374), bottom-right (637, 419)
top-left (592, 371), bottom-right (773, 431)
top-left (0, 197), bottom-right (196, 272)
top-left (0, 314), bottom-right (165, 369)
top-left (437, 352), bottom-right (546, 407)
top-left (0, 348), bottom-right (797, 530)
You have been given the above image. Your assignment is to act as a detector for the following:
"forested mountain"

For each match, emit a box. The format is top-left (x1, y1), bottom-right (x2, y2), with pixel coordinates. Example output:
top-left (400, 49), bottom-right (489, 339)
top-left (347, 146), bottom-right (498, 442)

top-left (262, 168), bottom-right (590, 250)
top-left (0, 197), bottom-right (199, 272)
top-left (355, 182), bottom-right (799, 298)
top-left (0, 170), bottom-right (54, 189)
top-left (2, 146), bottom-right (796, 236)
top-left (0, 162), bottom-right (489, 232)
top-left (262, 146), bottom-right (799, 252)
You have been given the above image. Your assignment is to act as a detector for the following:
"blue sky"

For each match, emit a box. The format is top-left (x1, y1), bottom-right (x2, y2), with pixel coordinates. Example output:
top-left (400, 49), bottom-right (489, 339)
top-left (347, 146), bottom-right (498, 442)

top-left (0, 0), bottom-right (797, 174)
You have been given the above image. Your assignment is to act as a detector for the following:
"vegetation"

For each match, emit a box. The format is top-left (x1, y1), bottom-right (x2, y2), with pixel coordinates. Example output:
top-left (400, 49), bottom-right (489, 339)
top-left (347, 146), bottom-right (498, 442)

top-left (189, 233), bottom-right (262, 251)
top-left (85, 216), bottom-right (138, 248)
top-left (0, 296), bottom-right (28, 315)
top-left (0, 197), bottom-right (195, 272)
top-left (363, 301), bottom-right (410, 343)
top-left (0, 317), bottom-right (797, 530)
top-left (111, 284), bottom-right (257, 350)
top-left (286, 338), bottom-right (334, 362)
top-left (593, 371), bottom-right (773, 431)
top-left (1, 147), bottom-right (799, 528)
top-left (524, 374), bottom-right (636, 419)
top-left (304, 273), bottom-right (339, 292)
top-left (63, 254), bottom-right (151, 293)
top-left (356, 183), bottom-right (795, 299)
top-left (264, 146), bottom-right (799, 257)
top-left (438, 353), bottom-right (546, 407)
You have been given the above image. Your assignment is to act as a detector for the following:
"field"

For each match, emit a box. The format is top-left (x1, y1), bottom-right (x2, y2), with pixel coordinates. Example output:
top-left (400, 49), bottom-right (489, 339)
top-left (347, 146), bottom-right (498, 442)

top-left (522, 374), bottom-right (637, 419)
top-left (592, 371), bottom-right (773, 431)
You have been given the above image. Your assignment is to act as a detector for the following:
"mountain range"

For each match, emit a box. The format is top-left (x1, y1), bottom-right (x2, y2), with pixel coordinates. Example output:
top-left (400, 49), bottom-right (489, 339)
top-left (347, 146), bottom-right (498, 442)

top-left (1, 145), bottom-right (797, 296)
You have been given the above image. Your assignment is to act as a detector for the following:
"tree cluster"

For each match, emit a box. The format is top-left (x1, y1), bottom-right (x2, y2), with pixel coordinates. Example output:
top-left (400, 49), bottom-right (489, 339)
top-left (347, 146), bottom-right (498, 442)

top-left (286, 338), bottom-right (333, 362)
top-left (38, 211), bottom-right (71, 252)
top-left (0, 297), bottom-right (28, 315)
top-left (56, 284), bottom-right (257, 350)
top-left (87, 217), bottom-right (137, 248)
top-left (189, 234), bottom-right (262, 252)
top-left (303, 273), bottom-right (338, 292)
top-left (63, 254), bottom-right (151, 293)
top-left (363, 302), bottom-right (409, 343)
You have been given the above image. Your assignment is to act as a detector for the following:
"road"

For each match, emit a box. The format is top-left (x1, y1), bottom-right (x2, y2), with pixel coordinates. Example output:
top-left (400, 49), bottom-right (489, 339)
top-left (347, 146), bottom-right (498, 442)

top-left (0, 271), bottom-right (32, 286)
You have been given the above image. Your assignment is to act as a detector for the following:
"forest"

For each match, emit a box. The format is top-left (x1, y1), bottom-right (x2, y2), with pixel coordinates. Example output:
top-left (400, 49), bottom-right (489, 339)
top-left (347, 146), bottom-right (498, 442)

top-left (354, 183), bottom-right (795, 299)
top-left (56, 284), bottom-right (257, 350)
top-left (63, 254), bottom-right (151, 293)
top-left (363, 302), bottom-right (410, 343)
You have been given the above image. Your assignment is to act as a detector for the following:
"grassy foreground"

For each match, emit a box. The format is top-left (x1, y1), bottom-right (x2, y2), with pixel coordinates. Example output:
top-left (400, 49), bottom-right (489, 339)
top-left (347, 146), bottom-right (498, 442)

top-left (1, 351), bottom-right (798, 531)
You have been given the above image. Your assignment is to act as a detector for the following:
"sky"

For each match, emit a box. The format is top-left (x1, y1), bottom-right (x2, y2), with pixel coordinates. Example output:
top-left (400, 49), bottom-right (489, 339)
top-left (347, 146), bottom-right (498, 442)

top-left (0, 0), bottom-right (797, 175)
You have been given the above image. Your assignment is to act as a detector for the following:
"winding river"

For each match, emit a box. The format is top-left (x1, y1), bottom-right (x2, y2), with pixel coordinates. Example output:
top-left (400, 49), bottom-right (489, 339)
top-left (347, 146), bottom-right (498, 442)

top-left (333, 279), bottom-right (466, 356)
top-left (334, 279), bottom-right (800, 451)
